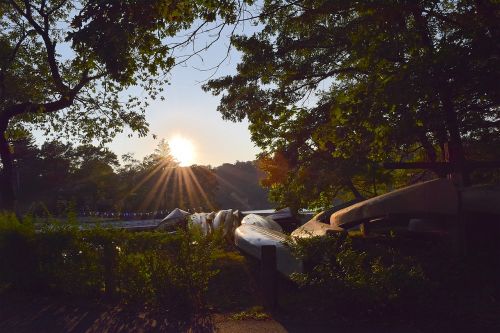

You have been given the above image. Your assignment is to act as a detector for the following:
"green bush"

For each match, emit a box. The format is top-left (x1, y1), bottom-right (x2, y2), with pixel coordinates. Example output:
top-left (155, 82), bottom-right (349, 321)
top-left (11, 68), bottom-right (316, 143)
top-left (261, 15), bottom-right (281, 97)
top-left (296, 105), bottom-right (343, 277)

top-left (0, 213), bottom-right (37, 289)
top-left (287, 231), bottom-right (500, 330)
top-left (288, 233), bottom-right (443, 320)
top-left (207, 251), bottom-right (258, 311)
top-left (0, 213), bottom-right (224, 316)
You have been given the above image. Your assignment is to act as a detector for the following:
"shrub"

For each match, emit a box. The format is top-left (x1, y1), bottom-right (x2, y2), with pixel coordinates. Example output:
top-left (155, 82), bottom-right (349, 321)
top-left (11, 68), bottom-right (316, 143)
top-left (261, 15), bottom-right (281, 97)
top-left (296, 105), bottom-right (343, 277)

top-left (0, 213), bottom-right (225, 317)
top-left (207, 251), bottom-right (258, 311)
top-left (0, 213), bottom-right (37, 289)
top-left (287, 231), bottom-right (500, 330)
top-left (288, 233), bottom-right (435, 320)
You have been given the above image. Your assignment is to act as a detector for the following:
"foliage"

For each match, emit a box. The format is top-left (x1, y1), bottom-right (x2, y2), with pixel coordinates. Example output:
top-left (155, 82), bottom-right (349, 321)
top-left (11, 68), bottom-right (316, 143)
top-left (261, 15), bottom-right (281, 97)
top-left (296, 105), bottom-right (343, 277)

top-left (214, 161), bottom-right (272, 210)
top-left (205, 0), bottom-right (500, 209)
top-left (8, 135), bottom-right (226, 213)
top-left (288, 234), bottom-right (426, 318)
top-left (207, 250), bottom-right (260, 311)
top-left (0, 213), bottom-right (226, 316)
top-left (0, 0), bottom-right (252, 209)
top-left (286, 232), bottom-right (500, 327)
top-left (8, 134), bottom-right (272, 214)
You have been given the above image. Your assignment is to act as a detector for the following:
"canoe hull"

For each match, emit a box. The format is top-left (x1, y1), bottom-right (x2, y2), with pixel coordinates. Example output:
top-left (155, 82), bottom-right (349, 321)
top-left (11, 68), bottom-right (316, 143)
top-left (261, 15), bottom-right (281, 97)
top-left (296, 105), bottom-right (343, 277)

top-left (234, 224), bottom-right (302, 276)
top-left (241, 214), bottom-right (283, 232)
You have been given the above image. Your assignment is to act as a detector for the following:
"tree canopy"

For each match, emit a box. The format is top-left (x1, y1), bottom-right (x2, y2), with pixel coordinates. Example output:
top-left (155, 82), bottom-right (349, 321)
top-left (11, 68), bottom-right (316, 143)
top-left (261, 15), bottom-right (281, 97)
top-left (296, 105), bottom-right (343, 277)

top-left (0, 0), bottom-right (250, 209)
top-left (205, 0), bottom-right (500, 210)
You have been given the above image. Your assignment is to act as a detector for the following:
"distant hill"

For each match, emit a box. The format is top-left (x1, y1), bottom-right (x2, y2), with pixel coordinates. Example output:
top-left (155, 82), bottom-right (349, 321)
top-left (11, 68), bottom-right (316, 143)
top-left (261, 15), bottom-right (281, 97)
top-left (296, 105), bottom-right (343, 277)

top-left (214, 161), bottom-right (273, 210)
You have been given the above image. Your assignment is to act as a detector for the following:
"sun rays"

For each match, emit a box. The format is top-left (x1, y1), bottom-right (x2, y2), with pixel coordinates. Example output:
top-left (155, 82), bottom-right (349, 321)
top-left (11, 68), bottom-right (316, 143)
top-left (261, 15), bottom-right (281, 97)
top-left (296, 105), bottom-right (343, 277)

top-left (117, 136), bottom-right (217, 213)
top-left (133, 165), bottom-right (216, 212)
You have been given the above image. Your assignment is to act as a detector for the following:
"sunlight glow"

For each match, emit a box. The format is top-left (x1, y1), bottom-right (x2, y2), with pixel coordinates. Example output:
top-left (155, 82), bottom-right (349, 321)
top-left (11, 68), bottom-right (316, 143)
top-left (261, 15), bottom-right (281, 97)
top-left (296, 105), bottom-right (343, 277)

top-left (170, 136), bottom-right (195, 166)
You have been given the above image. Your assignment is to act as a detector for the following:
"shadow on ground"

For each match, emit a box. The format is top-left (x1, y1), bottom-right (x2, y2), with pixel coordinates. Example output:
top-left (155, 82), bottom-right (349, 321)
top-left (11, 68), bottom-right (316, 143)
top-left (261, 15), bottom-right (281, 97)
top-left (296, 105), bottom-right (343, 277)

top-left (0, 291), bottom-right (216, 333)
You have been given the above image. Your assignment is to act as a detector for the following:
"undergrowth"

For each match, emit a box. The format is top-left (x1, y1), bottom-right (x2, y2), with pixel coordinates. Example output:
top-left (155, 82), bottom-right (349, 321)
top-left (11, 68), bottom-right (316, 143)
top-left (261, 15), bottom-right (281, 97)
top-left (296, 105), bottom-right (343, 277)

top-left (285, 232), bottom-right (500, 330)
top-left (0, 212), bottom-right (226, 319)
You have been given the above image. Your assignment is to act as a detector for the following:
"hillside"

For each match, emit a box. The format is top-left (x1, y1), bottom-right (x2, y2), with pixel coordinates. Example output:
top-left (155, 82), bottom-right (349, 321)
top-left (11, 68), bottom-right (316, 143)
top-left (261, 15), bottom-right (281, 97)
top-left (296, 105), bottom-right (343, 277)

top-left (214, 161), bottom-right (272, 210)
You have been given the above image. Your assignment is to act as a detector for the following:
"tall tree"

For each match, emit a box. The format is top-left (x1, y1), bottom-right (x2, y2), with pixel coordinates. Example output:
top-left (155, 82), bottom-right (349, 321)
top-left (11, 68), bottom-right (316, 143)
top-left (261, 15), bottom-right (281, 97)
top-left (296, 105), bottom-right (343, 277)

top-left (205, 0), bottom-right (500, 209)
top-left (71, 145), bottom-right (120, 212)
top-left (9, 132), bottom-right (42, 207)
top-left (0, 0), bottom-right (248, 210)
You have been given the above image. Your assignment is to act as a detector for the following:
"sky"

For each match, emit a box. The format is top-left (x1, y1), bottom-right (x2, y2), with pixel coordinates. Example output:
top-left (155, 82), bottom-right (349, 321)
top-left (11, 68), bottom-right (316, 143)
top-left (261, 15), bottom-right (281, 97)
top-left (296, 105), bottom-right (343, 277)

top-left (105, 25), bottom-right (261, 167)
top-left (30, 18), bottom-right (261, 168)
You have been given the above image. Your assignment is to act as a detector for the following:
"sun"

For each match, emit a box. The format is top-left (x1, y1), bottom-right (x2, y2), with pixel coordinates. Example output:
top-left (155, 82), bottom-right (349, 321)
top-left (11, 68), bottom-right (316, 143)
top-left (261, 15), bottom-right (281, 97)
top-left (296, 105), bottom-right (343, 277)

top-left (169, 136), bottom-right (195, 166)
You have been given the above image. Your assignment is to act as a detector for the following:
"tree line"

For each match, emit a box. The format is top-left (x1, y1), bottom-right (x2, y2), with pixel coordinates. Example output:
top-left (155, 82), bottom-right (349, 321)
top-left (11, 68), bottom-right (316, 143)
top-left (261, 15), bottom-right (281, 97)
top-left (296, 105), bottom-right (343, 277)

top-left (8, 135), bottom-right (270, 216)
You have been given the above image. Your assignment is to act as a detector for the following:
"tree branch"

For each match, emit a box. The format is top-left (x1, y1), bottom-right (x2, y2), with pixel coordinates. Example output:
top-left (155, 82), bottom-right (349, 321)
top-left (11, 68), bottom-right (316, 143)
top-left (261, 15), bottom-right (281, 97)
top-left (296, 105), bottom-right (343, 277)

top-left (9, 0), bottom-right (68, 93)
top-left (0, 31), bottom-right (28, 101)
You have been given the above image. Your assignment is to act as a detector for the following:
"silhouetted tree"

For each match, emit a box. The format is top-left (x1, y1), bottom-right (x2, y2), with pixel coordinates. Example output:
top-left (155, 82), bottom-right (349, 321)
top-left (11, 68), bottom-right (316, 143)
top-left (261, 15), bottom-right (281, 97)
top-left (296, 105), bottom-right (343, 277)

top-left (0, 0), bottom-right (250, 210)
top-left (205, 0), bottom-right (500, 209)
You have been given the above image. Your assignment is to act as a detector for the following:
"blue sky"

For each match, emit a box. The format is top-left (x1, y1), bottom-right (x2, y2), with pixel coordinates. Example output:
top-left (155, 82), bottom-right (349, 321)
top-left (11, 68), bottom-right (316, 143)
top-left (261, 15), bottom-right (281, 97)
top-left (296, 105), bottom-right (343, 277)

top-left (106, 23), bottom-right (262, 167)
top-left (31, 17), bottom-right (262, 167)
top-left (107, 60), bottom-right (260, 167)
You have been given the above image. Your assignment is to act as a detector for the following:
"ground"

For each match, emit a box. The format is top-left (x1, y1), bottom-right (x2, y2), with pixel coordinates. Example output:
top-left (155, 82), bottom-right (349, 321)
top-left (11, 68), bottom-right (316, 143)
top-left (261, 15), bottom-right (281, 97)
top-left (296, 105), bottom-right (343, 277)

top-left (0, 290), bottom-right (300, 332)
top-left (0, 290), bottom-right (421, 333)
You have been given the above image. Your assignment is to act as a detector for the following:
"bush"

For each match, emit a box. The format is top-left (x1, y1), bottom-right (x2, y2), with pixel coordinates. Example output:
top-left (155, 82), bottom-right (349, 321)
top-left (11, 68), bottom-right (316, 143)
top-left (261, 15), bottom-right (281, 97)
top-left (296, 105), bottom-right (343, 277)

top-left (0, 213), bottom-right (224, 317)
top-left (286, 232), bottom-right (481, 324)
top-left (0, 213), bottom-right (37, 289)
top-left (285, 231), bottom-right (500, 333)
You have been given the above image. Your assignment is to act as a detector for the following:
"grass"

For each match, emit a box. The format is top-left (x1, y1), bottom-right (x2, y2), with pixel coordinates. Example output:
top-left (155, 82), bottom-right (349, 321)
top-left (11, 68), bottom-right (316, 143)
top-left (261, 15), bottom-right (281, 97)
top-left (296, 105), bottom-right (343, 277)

top-left (229, 306), bottom-right (270, 320)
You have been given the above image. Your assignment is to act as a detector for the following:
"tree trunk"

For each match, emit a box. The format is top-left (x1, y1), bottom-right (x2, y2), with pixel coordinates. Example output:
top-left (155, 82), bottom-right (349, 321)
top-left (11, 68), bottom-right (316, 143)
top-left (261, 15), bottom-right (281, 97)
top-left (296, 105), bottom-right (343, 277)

top-left (0, 122), bottom-right (15, 211)
top-left (440, 89), bottom-right (470, 185)
top-left (346, 179), bottom-right (364, 200)
top-left (418, 132), bottom-right (437, 163)
top-left (411, 6), bottom-right (468, 183)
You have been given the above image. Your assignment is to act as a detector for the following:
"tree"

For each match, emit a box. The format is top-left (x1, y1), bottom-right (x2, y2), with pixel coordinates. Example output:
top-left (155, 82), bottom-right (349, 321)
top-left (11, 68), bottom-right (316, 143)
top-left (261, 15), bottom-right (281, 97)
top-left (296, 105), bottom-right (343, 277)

top-left (0, 0), bottom-right (248, 210)
top-left (70, 145), bottom-right (120, 212)
top-left (116, 140), bottom-right (221, 212)
top-left (118, 139), bottom-right (179, 211)
top-left (37, 140), bottom-right (73, 212)
top-left (205, 0), bottom-right (500, 209)
top-left (9, 132), bottom-right (42, 207)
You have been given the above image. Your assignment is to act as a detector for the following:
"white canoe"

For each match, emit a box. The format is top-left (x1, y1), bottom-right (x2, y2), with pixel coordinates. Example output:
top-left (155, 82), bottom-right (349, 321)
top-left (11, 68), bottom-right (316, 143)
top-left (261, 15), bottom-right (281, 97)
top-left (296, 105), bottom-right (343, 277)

top-left (331, 179), bottom-right (458, 228)
top-left (241, 213), bottom-right (283, 232)
top-left (189, 212), bottom-right (215, 235)
top-left (213, 209), bottom-right (241, 237)
top-left (234, 224), bottom-right (302, 276)
top-left (157, 208), bottom-right (190, 230)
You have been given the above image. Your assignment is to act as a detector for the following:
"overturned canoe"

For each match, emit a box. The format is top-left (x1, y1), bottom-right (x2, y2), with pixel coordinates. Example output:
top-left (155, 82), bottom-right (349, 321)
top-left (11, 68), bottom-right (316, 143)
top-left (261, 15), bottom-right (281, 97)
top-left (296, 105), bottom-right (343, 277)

top-left (213, 209), bottom-right (241, 238)
top-left (331, 179), bottom-right (459, 229)
top-left (190, 212), bottom-right (215, 235)
top-left (241, 213), bottom-right (283, 232)
top-left (291, 214), bottom-right (345, 238)
top-left (157, 208), bottom-right (190, 230)
top-left (234, 224), bottom-right (302, 276)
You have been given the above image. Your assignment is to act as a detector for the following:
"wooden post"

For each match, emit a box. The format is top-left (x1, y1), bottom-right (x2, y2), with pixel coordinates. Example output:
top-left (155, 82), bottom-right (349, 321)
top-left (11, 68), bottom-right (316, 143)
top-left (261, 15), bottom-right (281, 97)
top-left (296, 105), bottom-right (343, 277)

top-left (444, 142), bottom-right (463, 186)
top-left (261, 245), bottom-right (277, 310)
top-left (104, 242), bottom-right (117, 297)
top-left (360, 222), bottom-right (369, 237)
top-left (444, 142), bottom-right (468, 256)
